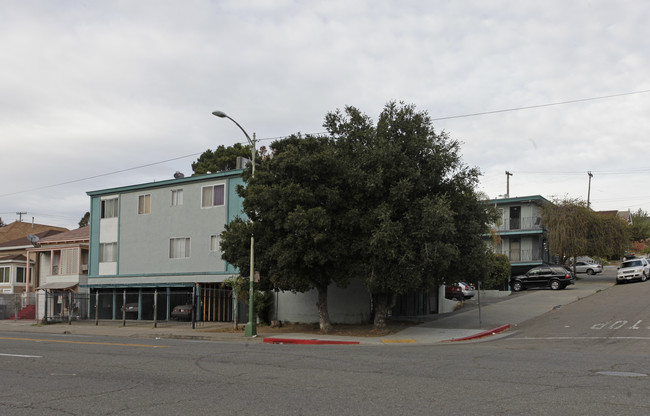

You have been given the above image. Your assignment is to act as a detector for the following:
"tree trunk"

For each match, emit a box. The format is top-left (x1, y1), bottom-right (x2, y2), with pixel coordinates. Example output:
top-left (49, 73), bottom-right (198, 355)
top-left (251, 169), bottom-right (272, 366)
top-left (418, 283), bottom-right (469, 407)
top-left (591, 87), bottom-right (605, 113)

top-left (373, 293), bottom-right (393, 330)
top-left (316, 285), bottom-right (332, 333)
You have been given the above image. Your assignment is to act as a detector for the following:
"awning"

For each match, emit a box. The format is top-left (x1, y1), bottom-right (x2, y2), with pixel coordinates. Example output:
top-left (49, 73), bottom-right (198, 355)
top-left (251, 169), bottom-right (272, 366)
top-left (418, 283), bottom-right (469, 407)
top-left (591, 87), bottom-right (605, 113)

top-left (37, 281), bottom-right (78, 290)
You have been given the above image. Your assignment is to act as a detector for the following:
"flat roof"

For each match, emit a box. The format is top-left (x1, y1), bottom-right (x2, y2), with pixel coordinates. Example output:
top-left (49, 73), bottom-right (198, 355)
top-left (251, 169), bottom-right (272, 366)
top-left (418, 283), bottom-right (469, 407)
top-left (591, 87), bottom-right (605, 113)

top-left (86, 169), bottom-right (244, 197)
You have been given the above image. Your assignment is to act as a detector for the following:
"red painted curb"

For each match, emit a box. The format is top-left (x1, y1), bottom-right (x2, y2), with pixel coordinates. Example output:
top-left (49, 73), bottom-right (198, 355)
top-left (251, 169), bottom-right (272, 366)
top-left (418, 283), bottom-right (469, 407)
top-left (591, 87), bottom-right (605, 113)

top-left (444, 324), bottom-right (511, 342)
top-left (263, 337), bottom-right (360, 345)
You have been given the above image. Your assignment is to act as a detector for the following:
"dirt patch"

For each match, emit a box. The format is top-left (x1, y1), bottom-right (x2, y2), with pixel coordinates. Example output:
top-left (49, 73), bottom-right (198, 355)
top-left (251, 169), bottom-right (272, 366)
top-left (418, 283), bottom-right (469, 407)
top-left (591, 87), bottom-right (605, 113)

top-left (206, 321), bottom-right (421, 337)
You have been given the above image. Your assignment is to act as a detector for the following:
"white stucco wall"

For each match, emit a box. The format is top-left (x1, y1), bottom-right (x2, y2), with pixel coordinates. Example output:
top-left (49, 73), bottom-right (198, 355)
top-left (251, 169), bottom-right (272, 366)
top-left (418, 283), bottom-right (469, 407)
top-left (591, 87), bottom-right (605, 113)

top-left (275, 278), bottom-right (371, 324)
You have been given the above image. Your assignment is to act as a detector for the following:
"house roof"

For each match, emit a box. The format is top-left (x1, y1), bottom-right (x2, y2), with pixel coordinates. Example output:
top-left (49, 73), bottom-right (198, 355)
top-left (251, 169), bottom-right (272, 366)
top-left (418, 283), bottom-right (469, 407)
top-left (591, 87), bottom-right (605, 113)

top-left (0, 253), bottom-right (28, 263)
top-left (487, 195), bottom-right (551, 206)
top-left (38, 226), bottom-right (89, 244)
top-left (0, 221), bottom-right (68, 244)
top-left (597, 210), bottom-right (632, 224)
top-left (86, 169), bottom-right (244, 197)
top-left (0, 229), bottom-right (65, 249)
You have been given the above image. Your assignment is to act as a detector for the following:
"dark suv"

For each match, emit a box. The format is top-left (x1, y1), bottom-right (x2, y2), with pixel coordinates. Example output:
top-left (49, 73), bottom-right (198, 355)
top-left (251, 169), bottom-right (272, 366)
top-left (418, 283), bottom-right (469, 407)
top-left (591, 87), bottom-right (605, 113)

top-left (510, 265), bottom-right (575, 292)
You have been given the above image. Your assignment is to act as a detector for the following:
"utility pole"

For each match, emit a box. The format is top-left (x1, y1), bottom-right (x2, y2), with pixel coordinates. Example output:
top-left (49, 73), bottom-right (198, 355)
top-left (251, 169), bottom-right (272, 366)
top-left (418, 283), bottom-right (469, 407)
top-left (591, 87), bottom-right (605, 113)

top-left (505, 171), bottom-right (513, 198)
top-left (587, 171), bottom-right (593, 209)
top-left (16, 212), bottom-right (27, 222)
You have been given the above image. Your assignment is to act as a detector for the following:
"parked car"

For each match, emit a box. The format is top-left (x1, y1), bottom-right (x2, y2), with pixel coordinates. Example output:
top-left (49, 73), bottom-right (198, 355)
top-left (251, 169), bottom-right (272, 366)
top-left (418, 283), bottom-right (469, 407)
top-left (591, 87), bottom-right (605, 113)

top-left (122, 300), bottom-right (153, 318)
top-left (616, 258), bottom-right (650, 284)
top-left (572, 261), bottom-right (603, 275)
top-left (509, 265), bottom-right (575, 292)
top-left (445, 282), bottom-right (475, 300)
top-left (171, 304), bottom-right (194, 321)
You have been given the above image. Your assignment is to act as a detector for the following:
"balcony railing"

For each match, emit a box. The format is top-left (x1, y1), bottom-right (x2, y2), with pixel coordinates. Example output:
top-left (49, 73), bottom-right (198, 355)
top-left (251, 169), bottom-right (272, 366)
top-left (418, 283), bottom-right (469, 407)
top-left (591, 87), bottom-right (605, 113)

top-left (504, 249), bottom-right (544, 263)
top-left (493, 216), bottom-right (543, 232)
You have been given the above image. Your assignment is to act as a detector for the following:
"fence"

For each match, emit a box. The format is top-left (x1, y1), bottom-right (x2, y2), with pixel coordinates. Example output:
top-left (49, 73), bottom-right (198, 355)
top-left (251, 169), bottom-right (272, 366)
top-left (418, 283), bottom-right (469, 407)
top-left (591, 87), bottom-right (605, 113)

top-left (2, 286), bottom-right (242, 326)
top-left (0, 293), bottom-right (36, 320)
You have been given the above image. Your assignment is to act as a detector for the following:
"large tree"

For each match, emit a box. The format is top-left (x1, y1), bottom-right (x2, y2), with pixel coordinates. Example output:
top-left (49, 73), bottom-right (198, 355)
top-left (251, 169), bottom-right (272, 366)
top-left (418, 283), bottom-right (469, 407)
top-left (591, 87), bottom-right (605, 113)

top-left (325, 102), bottom-right (495, 329)
top-left (220, 134), bottom-right (358, 332)
top-left (541, 198), bottom-right (629, 265)
top-left (629, 209), bottom-right (650, 242)
top-left (191, 143), bottom-right (253, 175)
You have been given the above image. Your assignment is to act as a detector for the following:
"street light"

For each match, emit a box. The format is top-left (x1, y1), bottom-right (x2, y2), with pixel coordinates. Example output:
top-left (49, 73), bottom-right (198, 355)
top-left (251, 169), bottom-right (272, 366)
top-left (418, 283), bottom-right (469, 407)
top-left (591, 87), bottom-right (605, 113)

top-left (212, 110), bottom-right (257, 337)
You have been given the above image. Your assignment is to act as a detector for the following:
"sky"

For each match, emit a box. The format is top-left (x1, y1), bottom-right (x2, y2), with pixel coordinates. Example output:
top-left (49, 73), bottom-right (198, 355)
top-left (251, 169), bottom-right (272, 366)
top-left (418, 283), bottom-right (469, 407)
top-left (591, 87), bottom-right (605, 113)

top-left (1, 0), bottom-right (649, 230)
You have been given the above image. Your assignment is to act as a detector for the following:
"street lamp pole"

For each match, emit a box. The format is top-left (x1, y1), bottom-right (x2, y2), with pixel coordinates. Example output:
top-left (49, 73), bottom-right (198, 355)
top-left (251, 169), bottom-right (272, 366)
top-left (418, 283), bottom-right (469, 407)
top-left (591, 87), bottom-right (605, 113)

top-left (212, 110), bottom-right (257, 337)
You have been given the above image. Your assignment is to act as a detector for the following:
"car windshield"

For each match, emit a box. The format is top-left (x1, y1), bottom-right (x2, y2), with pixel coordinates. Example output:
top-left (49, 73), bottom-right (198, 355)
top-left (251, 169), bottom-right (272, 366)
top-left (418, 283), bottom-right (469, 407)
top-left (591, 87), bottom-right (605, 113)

top-left (622, 260), bottom-right (643, 268)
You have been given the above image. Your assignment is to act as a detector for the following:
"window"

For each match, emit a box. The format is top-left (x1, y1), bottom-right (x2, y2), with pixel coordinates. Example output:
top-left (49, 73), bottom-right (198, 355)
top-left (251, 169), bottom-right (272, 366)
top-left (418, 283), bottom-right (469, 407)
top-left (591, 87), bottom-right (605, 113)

top-left (15, 267), bottom-right (26, 283)
top-left (171, 189), bottom-right (183, 206)
top-left (170, 238), bottom-right (190, 259)
top-left (59, 249), bottom-right (78, 275)
top-left (99, 243), bottom-right (117, 263)
top-left (201, 184), bottom-right (225, 208)
top-left (138, 194), bottom-right (151, 214)
top-left (0, 267), bottom-right (9, 283)
top-left (209, 235), bottom-right (220, 252)
top-left (101, 198), bottom-right (118, 218)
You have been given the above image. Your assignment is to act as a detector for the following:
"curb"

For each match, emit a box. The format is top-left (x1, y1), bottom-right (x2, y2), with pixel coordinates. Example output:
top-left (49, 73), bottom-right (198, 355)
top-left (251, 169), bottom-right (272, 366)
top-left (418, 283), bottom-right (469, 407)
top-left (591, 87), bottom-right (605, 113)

top-left (443, 324), bottom-right (511, 342)
top-left (263, 337), bottom-right (360, 345)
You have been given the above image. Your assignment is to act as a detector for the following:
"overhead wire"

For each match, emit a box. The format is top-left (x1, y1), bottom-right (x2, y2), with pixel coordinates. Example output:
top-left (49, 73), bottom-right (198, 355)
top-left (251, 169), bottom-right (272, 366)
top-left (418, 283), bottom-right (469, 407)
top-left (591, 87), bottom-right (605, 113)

top-left (3, 88), bottom-right (649, 198)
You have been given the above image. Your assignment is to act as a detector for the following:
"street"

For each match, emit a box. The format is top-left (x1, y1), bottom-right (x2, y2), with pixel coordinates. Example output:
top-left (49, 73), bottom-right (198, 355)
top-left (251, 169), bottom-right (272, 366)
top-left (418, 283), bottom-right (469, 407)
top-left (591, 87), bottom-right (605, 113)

top-left (2, 267), bottom-right (650, 415)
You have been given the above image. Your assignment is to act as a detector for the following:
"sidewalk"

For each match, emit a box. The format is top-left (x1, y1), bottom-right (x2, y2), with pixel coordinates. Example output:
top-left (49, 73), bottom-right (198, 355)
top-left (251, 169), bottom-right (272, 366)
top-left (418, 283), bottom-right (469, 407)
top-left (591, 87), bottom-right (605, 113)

top-left (0, 278), bottom-right (614, 345)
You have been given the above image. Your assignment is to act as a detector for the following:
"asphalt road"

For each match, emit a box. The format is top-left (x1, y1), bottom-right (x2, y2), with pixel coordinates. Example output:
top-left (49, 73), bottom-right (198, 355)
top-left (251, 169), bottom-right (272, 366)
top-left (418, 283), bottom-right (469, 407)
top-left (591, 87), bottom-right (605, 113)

top-left (1, 266), bottom-right (649, 415)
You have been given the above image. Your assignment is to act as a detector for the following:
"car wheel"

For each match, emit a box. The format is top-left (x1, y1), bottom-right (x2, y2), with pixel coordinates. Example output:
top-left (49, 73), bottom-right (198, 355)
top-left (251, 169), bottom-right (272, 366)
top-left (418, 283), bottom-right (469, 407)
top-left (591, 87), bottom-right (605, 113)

top-left (550, 280), bottom-right (561, 290)
top-left (586, 269), bottom-right (594, 275)
top-left (642, 273), bottom-right (648, 282)
top-left (512, 281), bottom-right (523, 292)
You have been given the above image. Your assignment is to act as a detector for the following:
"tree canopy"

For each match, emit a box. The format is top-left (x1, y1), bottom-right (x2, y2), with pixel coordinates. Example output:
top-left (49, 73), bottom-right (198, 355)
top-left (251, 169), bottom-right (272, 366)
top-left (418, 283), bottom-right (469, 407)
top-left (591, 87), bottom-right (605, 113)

top-left (541, 198), bottom-right (629, 263)
top-left (220, 134), bottom-right (358, 332)
top-left (191, 143), bottom-right (252, 175)
top-left (221, 101), bottom-right (496, 330)
top-left (324, 102), bottom-right (495, 328)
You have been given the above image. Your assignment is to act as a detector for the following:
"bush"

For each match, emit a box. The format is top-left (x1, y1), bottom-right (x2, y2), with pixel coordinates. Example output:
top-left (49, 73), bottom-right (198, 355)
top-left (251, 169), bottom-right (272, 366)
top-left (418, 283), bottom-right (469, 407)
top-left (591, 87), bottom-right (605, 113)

top-left (483, 253), bottom-right (511, 290)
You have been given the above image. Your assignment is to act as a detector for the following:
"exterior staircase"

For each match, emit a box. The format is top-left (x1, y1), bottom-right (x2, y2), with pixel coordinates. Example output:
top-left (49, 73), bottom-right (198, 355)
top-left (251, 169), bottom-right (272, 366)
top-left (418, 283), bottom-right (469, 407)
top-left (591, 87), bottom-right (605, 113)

top-left (6, 304), bottom-right (36, 320)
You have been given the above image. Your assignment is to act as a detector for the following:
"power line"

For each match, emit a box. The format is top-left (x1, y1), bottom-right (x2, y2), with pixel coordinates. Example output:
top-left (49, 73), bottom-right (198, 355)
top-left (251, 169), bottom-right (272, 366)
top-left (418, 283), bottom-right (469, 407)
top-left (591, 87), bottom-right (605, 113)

top-left (4, 88), bottom-right (649, 199)
top-left (0, 152), bottom-right (202, 198)
top-left (430, 89), bottom-right (650, 121)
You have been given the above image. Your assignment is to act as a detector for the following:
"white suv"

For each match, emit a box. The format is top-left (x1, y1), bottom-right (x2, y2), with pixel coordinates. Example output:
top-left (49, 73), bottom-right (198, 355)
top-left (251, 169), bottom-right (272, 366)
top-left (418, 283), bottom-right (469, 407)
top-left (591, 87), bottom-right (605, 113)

top-left (616, 258), bottom-right (650, 284)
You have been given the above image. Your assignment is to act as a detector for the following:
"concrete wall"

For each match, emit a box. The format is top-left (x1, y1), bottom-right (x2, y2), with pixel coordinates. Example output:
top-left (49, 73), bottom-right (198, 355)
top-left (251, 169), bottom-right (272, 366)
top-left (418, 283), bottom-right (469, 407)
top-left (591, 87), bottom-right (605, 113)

top-left (275, 278), bottom-right (372, 324)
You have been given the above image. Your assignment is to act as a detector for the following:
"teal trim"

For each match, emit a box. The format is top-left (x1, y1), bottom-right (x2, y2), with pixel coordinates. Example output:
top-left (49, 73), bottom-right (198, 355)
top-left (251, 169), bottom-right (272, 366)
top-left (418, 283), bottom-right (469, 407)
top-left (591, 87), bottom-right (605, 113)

top-left (83, 282), bottom-right (197, 288)
top-left (495, 230), bottom-right (544, 236)
top-left (510, 261), bottom-right (544, 266)
top-left (116, 195), bottom-right (121, 275)
top-left (88, 197), bottom-right (102, 276)
top-left (87, 271), bottom-right (233, 279)
top-left (86, 170), bottom-right (244, 197)
top-left (487, 195), bottom-right (550, 206)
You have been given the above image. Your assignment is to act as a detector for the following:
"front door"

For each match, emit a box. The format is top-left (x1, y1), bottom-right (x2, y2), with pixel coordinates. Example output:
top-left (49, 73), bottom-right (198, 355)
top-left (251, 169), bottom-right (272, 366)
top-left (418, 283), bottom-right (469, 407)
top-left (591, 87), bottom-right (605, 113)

top-left (510, 206), bottom-right (521, 230)
top-left (509, 239), bottom-right (521, 262)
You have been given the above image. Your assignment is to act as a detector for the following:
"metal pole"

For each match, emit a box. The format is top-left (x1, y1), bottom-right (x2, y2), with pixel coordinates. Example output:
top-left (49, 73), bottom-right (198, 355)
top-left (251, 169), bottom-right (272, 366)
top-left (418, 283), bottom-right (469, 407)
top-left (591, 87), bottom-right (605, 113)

top-left (68, 291), bottom-right (72, 325)
top-left (95, 290), bottom-right (99, 325)
top-left (213, 111), bottom-right (257, 337)
top-left (505, 171), bottom-right (513, 198)
top-left (477, 281), bottom-right (482, 328)
top-left (153, 289), bottom-right (158, 329)
top-left (587, 171), bottom-right (593, 209)
top-left (122, 290), bottom-right (126, 327)
top-left (191, 286), bottom-right (196, 329)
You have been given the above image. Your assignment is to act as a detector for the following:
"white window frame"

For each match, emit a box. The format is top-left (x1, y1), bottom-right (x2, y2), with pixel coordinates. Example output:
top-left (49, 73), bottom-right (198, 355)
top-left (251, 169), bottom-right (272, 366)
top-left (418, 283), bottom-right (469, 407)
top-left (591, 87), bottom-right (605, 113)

top-left (99, 242), bottom-right (117, 263)
top-left (209, 234), bottom-right (220, 252)
top-left (138, 194), bottom-right (151, 215)
top-left (170, 237), bottom-right (191, 259)
top-left (0, 267), bottom-right (9, 283)
top-left (101, 198), bottom-right (118, 219)
top-left (201, 184), bottom-right (225, 208)
top-left (171, 189), bottom-right (183, 206)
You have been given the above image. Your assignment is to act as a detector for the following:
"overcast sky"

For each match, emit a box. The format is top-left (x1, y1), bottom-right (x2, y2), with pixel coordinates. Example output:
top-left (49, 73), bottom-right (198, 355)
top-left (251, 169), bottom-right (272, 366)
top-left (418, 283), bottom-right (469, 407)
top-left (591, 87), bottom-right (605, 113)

top-left (1, 0), bottom-right (649, 230)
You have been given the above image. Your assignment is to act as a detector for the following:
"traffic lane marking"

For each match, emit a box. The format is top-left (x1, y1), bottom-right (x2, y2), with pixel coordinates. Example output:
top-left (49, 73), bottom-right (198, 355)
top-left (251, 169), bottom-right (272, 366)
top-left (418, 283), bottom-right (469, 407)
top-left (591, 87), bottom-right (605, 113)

top-left (0, 353), bottom-right (42, 358)
top-left (0, 336), bottom-right (168, 348)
